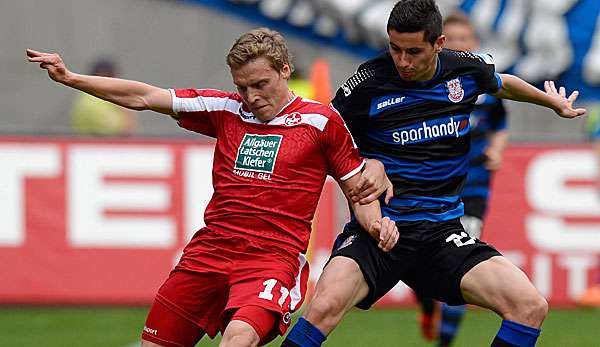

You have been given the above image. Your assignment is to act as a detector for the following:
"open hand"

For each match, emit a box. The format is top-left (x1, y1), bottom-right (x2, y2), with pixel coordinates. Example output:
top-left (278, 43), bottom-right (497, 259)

top-left (544, 81), bottom-right (586, 119)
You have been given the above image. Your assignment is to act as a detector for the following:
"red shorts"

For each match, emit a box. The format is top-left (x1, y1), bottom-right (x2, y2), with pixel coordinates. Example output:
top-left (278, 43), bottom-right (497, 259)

top-left (142, 228), bottom-right (309, 346)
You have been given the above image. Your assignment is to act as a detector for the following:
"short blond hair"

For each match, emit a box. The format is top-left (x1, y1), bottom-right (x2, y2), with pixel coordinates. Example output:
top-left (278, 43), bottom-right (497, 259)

top-left (226, 28), bottom-right (294, 73)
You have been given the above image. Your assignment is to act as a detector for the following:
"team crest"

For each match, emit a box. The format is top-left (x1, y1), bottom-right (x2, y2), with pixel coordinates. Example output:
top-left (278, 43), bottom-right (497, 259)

top-left (284, 112), bottom-right (302, 126)
top-left (446, 78), bottom-right (464, 103)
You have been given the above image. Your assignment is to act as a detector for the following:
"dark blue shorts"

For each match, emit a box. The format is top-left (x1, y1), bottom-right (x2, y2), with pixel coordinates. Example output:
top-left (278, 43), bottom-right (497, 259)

top-left (328, 218), bottom-right (501, 308)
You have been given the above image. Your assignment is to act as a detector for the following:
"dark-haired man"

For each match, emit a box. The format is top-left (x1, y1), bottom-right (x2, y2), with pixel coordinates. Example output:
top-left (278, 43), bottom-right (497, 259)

top-left (415, 11), bottom-right (510, 346)
top-left (281, 1), bottom-right (585, 346)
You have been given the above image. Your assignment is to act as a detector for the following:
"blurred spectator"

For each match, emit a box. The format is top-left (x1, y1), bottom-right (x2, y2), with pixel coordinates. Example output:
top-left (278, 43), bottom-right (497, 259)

top-left (70, 58), bottom-right (136, 136)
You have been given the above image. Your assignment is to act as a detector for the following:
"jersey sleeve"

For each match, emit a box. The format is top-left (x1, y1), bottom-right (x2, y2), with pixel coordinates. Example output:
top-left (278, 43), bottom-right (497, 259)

top-left (330, 63), bottom-right (376, 136)
top-left (471, 53), bottom-right (503, 94)
top-left (489, 98), bottom-right (508, 132)
top-left (321, 109), bottom-right (365, 181)
top-left (170, 88), bottom-right (242, 137)
top-left (331, 85), bottom-right (367, 138)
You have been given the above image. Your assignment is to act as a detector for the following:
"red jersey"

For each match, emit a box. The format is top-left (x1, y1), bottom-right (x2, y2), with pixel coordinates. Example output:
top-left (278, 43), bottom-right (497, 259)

top-left (171, 88), bottom-right (364, 254)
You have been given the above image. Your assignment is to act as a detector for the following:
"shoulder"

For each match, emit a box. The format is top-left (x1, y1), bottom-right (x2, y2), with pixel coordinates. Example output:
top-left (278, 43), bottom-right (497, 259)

top-left (171, 88), bottom-right (243, 102)
top-left (338, 52), bottom-right (393, 97)
top-left (292, 98), bottom-right (346, 130)
top-left (441, 49), bottom-right (495, 70)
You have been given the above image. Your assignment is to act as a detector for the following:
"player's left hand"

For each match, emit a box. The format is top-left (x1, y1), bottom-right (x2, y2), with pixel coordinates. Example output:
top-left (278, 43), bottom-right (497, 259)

top-left (544, 81), bottom-right (587, 119)
top-left (349, 159), bottom-right (394, 205)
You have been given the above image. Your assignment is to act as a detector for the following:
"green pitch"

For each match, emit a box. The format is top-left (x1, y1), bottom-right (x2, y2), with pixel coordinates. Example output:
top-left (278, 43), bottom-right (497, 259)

top-left (0, 306), bottom-right (598, 346)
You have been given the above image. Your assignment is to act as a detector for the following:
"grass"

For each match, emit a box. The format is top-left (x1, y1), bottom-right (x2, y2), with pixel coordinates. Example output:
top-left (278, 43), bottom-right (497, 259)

top-left (0, 306), bottom-right (598, 346)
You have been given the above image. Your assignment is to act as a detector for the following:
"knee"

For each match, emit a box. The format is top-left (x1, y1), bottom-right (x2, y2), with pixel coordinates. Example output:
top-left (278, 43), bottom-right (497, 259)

top-left (507, 293), bottom-right (548, 327)
top-left (527, 295), bottom-right (549, 324)
top-left (304, 294), bottom-right (347, 331)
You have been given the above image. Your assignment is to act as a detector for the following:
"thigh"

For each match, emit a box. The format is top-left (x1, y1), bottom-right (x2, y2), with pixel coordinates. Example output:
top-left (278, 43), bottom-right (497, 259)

top-left (143, 296), bottom-right (206, 347)
top-left (151, 269), bottom-right (229, 340)
top-left (412, 219), bottom-right (501, 305)
top-left (329, 221), bottom-right (415, 309)
top-left (460, 255), bottom-right (540, 315)
top-left (226, 305), bottom-right (278, 346)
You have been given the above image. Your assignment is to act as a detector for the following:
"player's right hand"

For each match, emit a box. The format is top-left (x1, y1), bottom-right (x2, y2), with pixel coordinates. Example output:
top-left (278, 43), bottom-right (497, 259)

top-left (349, 159), bottom-right (394, 205)
top-left (369, 216), bottom-right (399, 252)
top-left (26, 49), bottom-right (71, 84)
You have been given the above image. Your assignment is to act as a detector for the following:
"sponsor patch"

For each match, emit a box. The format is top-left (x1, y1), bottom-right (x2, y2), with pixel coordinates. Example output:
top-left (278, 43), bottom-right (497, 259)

top-left (234, 134), bottom-right (282, 174)
top-left (391, 116), bottom-right (469, 145)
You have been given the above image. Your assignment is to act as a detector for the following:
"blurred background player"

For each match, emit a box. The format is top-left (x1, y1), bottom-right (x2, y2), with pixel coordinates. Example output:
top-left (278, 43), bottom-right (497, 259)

top-left (416, 11), bottom-right (509, 346)
top-left (70, 57), bottom-right (136, 136)
top-left (578, 105), bottom-right (600, 307)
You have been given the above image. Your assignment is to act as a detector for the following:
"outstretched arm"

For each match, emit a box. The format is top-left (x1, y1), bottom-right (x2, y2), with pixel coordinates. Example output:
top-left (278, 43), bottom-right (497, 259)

top-left (494, 74), bottom-right (586, 119)
top-left (340, 173), bottom-right (398, 252)
top-left (26, 49), bottom-right (174, 116)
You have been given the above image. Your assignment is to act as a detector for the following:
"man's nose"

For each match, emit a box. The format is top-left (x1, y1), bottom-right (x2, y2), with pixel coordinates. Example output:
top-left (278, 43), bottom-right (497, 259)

top-left (398, 53), bottom-right (411, 67)
top-left (247, 88), bottom-right (260, 103)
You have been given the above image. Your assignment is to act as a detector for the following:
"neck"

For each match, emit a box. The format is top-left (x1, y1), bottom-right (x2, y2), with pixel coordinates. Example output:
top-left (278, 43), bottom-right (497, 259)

top-left (416, 55), bottom-right (439, 82)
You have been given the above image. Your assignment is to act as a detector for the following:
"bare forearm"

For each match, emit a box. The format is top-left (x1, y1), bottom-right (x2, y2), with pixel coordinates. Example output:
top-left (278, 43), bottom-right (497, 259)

top-left (495, 74), bottom-right (560, 112)
top-left (65, 73), bottom-right (162, 111)
top-left (351, 199), bottom-right (382, 238)
top-left (341, 174), bottom-right (382, 238)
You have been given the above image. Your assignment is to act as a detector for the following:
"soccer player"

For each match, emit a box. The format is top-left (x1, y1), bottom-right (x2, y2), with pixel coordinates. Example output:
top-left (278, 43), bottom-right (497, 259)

top-left (578, 107), bottom-right (600, 307)
top-left (280, 1), bottom-right (586, 347)
top-left (27, 27), bottom-right (397, 347)
top-left (415, 11), bottom-right (510, 346)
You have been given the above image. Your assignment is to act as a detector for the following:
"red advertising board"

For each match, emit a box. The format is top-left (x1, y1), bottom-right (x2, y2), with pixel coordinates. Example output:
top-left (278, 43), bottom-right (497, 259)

top-left (0, 137), bottom-right (598, 306)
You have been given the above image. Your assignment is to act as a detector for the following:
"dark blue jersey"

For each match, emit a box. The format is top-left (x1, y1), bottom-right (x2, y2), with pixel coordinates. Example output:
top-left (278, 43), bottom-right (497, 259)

top-left (333, 49), bottom-right (502, 222)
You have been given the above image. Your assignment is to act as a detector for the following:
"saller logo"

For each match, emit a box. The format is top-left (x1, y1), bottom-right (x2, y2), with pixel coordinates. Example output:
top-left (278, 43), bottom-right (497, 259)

top-left (392, 117), bottom-right (467, 145)
top-left (234, 134), bottom-right (282, 173)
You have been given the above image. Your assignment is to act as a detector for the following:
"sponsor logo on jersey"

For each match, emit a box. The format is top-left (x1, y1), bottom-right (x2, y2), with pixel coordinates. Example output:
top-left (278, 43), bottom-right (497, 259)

top-left (446, 78), bottom-right (464, 103)
top-left (284, 112), bottom-right (302, 126)
top-left (391, 116), bottom-right (469, 145)
top-left (342, 84), bottom-right (352, 96)
top-left (371, 94), bottom-right (407, 114)
top-left (234, 134), bottom-right (282, 174)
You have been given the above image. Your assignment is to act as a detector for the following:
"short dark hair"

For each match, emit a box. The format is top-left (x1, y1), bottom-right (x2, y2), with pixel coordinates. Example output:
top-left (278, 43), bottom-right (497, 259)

top-left (387, 0), bottom-right (442, 45)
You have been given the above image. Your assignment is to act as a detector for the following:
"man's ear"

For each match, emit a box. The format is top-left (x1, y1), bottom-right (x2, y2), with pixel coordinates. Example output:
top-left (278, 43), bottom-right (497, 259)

top-left (281, 64), bottom-right (291, 80)
top-left (435, 35), bottom-right (446, 53)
